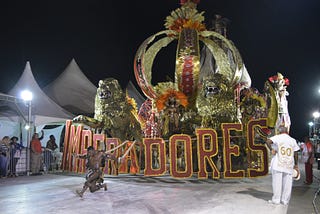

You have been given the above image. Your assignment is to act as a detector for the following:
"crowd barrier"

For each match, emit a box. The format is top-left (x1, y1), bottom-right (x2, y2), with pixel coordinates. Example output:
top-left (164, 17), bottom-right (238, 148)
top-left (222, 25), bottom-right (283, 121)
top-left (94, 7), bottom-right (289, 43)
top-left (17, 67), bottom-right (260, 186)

top-left (7, 148), bottom-right (62, 176)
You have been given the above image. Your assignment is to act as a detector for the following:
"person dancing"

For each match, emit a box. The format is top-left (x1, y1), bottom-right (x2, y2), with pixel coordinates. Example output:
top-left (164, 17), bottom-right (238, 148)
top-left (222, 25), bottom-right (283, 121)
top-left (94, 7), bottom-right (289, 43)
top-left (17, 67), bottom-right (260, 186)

top-left (74, 146), bottom-right (118, 197)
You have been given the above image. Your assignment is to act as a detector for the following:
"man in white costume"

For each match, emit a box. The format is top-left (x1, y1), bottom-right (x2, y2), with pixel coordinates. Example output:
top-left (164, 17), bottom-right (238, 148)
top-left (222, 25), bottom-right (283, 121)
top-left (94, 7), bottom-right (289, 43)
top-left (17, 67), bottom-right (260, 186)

top-left (266, 126), bottom-right (300, 205)
top-left (274, 73), bottom-right (291, 133)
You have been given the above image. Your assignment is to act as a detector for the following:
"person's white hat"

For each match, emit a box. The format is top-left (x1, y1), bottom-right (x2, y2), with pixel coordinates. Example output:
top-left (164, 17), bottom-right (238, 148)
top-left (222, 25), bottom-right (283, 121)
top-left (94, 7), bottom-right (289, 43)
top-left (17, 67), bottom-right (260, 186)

top-left (292, 168), bottom-right (300, 181)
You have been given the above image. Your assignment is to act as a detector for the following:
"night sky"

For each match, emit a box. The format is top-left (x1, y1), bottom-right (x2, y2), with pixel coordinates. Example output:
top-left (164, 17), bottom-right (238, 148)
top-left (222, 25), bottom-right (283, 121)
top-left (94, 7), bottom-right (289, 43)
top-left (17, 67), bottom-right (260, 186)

top-left (1, 0), bottom-right (320, 140)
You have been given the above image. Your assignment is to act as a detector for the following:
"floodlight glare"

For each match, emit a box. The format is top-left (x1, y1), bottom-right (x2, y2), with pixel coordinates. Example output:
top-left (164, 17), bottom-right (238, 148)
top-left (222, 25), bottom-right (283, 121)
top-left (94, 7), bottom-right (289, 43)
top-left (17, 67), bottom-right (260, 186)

top-left (313, 111), bottom-right (320, 119)
top-left (21, 90), bottom-right (33, 101)
top-left (308, 121), bottom-right (314, 127)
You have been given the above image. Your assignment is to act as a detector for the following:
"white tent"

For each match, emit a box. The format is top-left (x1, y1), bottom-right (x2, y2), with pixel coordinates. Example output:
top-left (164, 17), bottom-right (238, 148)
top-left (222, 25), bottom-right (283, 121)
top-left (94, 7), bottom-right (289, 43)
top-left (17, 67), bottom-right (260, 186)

top-left (8, 61), bottom-right (74, 126)
top-left (0, 92), bottom-right (27, 140)
top-left (0, 120), bottom-right (21, 137)
top-left (0, 92), bottom-right (26, 121)
top-left (43, 59), bottom-right (97, 115)
top-left (126, 80), bottom-right (146, 109)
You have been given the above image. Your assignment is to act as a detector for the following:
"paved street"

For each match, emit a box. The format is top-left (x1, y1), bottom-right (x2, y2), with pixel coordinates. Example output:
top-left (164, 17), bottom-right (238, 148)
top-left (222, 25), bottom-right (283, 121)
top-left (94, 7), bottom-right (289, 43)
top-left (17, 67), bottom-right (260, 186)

top-left (0, 164), bottom-right (319, 214)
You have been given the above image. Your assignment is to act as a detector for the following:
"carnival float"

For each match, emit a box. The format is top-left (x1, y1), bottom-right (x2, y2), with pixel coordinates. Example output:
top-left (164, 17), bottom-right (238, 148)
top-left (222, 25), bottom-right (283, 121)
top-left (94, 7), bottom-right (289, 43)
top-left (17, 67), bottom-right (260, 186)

top-left (62, 0), bottom-right (291, 179)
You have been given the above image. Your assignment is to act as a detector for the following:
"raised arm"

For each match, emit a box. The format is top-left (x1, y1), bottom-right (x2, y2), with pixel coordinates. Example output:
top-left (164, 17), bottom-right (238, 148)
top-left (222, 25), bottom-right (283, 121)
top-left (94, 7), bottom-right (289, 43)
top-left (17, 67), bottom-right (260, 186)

top-left (265, 139), bottom-right (273, 151)
top-left (73, 153), bottom-right (87, 159)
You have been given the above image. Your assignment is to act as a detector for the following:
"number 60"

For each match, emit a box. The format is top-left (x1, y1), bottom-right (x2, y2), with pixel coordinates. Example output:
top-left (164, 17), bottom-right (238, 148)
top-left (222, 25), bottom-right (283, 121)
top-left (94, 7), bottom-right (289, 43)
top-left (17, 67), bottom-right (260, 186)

top-left (280, 146), bottom-right (292, 156)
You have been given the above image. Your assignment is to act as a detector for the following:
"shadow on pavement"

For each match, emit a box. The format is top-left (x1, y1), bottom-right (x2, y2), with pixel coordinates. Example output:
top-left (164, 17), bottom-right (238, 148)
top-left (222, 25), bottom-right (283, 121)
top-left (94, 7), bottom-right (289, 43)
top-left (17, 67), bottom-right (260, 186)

top-left (237, 188), bottom-right (272, 201)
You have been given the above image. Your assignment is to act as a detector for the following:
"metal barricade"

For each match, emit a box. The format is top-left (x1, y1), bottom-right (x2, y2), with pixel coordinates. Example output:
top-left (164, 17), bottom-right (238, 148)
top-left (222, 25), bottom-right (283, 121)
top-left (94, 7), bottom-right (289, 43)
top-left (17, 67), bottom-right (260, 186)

top-left (6, 148), bottom-right (63, 176)
top-left (7, 148), bottom-right (28, 176)
top-left (42, 148), bottom-right (63, 173)
top-left (313, 173), bottom-right (320, 214)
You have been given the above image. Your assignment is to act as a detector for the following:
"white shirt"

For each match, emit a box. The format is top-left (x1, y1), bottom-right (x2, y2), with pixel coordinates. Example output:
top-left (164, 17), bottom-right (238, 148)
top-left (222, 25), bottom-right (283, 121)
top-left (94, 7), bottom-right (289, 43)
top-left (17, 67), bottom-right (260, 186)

top-left (269, 133), bottom-right (300, 174)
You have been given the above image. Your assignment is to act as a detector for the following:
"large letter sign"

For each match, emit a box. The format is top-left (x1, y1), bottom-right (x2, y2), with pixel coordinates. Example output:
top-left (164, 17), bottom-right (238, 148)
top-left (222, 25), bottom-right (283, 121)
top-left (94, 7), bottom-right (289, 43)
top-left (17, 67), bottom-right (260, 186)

top-left (170, 135), bottom-right (193, 178)
top-left (196, 128), bottom-right (219, 179)
top-left (62, 119), bottom-right (270, 179)
top-left (222, 123), bottom-right (245, 178)
top-left (144, 138), bottom-right (166, 176)
top-left (247, 119), bottom-right (268, 177)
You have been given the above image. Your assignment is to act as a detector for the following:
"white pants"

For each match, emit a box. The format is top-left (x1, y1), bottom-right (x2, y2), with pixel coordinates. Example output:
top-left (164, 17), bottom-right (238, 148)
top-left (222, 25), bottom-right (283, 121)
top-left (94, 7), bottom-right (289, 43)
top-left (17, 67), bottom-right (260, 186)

top-left (271, 169), bottom-right (293, 204)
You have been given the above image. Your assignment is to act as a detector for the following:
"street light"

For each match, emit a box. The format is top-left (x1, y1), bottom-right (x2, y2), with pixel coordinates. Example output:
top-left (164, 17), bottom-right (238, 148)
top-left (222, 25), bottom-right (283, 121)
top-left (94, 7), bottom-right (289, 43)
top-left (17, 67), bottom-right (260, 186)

top-left (308, 121), bottom-right (314, 137)
top-left (313, 111), bottom-right (320, 137)
top-left (21, 90), bottom-right (33, 176)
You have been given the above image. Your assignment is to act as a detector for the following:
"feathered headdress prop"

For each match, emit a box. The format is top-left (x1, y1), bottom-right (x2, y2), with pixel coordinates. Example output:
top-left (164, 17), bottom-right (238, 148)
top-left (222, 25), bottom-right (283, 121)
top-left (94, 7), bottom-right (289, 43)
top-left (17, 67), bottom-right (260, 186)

top-left (268, 72), bottom-right (289, 86)
top-left (155, 89), bottom-right (188, 111)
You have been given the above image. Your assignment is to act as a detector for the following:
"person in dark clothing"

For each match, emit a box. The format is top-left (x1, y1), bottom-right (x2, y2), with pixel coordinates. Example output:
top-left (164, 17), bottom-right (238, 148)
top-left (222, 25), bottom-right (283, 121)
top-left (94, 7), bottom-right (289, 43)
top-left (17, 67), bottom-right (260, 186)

top-left (74, 146), bottom-right (118, 197)
top-left (44, 135), bottom-right (58, 171)
top-left (8, 136), bottom-right (23, 177)
top-left (0, 136), bottom-right (10, 178)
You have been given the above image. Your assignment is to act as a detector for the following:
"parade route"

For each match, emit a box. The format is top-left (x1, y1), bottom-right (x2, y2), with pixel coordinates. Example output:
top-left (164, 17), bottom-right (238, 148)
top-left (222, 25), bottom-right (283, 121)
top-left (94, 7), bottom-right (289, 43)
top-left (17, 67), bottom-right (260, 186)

top-left (0, 165), bottom-right (318, 214)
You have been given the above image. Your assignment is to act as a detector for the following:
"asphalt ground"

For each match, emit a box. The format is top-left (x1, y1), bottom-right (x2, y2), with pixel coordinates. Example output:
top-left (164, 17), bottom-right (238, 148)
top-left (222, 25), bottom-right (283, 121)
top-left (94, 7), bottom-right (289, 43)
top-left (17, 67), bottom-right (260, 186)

top-left (0, 163), bottom-right (319, 214)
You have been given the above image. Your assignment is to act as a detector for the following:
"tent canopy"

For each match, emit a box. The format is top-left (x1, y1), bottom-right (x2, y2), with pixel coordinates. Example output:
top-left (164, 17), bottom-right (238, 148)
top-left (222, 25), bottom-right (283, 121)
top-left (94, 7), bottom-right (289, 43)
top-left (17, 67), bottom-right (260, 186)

top-left (126, 81), bottom-right (146, 109)
top-left (43, 59), bottom-right (97, 115)
top-left (0, 93), bottom-right (27, 121)
top-left (7, 61), bottom-right (74, 126)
